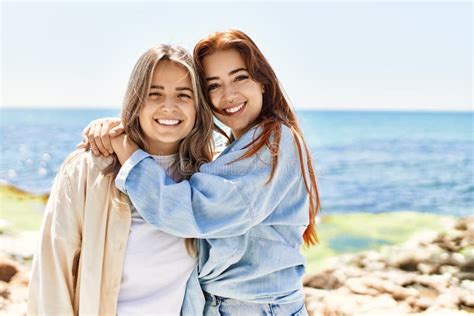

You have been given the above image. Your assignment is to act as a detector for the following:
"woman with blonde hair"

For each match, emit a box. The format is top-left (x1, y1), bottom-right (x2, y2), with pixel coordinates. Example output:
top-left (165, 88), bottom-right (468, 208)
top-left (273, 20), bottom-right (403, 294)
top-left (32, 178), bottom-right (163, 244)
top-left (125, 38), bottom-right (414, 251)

top-left (28, 44), bottom-right (214, 315)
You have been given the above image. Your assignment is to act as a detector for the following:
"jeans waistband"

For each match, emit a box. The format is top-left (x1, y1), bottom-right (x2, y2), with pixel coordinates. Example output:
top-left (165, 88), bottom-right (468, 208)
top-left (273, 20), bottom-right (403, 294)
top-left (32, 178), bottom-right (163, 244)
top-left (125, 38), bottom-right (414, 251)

top-left (203, 292), bottom-right (308, 315)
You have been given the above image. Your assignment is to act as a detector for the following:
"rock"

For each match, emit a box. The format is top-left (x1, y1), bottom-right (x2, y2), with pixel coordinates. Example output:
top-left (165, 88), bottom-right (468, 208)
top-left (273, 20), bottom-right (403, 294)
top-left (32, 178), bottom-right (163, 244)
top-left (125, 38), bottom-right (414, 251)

top-left (454, 217), bottom-right (474, 231)
top-left (452, 253), bottom-right (467, 266)
top-left (408, 296), bottom-right (434, 312)
top-left (460, 280), bottom-right (474, 292)
top-left (0, 281), bottom-right (10, 299)
top-left (345, 278), bottom-right (380, 296)
top-left (303, 216), bottom-right (473, 314)
top-left (323, 293), bottom-right (408, 315)
top-left (418, 262), bottom-right (439, 275)
top-left (461, 257), bottom-right (474, 272)
top-left (0, 256), bottom-right (19, 282)
top-left (457, 272), bottom-right (474, 281)
top-left (410, 231), bottom-right (439, 246)
top-left (10, 270), bottom-right (29, 287)
top-left (303, 268), bottom-right (344, 289)
top-left (439, 264), bottom-right (460, 276)
top-left (460, 294), bottom-right (474, 308)
top-left (363, 260), bottom-right (386, 271)
top-left (0, 253), bottom-right (29, 315)
top-left (431, 292), bottom-right (461, 309)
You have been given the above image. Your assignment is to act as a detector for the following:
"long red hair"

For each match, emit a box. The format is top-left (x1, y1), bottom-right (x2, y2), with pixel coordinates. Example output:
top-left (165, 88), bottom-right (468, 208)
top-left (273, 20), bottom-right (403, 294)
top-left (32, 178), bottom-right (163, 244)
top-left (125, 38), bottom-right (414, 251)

top-left (194, 30), bottom-right (320, 246)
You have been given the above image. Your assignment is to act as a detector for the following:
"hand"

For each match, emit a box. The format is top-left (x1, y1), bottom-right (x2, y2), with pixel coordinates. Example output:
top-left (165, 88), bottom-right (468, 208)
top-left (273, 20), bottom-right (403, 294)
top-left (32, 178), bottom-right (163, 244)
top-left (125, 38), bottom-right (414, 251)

top-left (77, 117), bottom-right (124, 156)
top-left (111, 134), bottom-right (139, 165)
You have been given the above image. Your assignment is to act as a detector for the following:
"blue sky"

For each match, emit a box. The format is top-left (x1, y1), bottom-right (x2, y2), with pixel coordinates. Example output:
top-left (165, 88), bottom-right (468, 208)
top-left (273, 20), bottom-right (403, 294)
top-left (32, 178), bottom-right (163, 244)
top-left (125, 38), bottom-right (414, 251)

top-left (1, 1), bottom-right (472, 111)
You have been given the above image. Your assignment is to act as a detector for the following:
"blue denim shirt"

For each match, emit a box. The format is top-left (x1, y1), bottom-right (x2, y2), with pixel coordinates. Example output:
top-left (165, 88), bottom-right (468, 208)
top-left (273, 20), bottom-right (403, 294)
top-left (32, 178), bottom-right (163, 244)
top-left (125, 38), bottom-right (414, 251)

top-left (116, 124), bottom-right (310, 314)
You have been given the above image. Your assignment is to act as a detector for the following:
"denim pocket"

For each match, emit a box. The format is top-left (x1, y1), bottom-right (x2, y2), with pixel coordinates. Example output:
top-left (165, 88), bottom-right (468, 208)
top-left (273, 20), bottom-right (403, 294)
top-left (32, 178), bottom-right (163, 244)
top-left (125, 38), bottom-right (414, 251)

top-left (271, 301), bottom-right (307, 316)
top-left (291, 303), bottom-right (308, 316)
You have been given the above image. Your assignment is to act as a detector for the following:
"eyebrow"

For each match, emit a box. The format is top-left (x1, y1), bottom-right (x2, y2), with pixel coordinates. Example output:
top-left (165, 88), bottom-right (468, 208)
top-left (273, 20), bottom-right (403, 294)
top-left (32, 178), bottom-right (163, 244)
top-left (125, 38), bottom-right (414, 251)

top-left (206, 68), bottom-right (248, 81)
top-left (150, 85), bottom-right (193, 93)
top-left (150, 85), bottom-right (164, 90)
top-left (176, 87), bottom-right (193, 93)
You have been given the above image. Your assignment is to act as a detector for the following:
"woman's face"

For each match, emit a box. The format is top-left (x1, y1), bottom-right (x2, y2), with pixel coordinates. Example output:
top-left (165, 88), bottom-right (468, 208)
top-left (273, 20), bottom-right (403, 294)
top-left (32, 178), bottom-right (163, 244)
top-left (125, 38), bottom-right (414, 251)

top-left (139, 61), bottom-right (196, 155)
top-left (203, 49), bottom-right (264, 138)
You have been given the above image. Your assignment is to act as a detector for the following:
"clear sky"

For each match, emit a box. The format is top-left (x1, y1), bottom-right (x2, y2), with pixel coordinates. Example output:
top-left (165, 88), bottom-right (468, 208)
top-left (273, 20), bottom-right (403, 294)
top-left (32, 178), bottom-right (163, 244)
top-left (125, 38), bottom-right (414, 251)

top-left (1, 0), bottom-right (472, 111)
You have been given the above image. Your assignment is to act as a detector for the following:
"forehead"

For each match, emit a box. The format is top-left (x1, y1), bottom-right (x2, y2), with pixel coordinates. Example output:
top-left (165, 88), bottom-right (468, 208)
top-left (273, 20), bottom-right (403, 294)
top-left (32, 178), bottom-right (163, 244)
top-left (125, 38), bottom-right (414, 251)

top-left (151, 60), bottom-right (192, 86)
top-left (202, 49), bottom-right (246, 75)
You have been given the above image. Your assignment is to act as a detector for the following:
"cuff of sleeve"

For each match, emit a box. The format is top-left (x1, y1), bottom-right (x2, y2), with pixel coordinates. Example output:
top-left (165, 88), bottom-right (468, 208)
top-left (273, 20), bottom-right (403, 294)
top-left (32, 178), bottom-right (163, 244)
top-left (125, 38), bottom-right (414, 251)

top-left (115, 149), bottom-right (151, 193)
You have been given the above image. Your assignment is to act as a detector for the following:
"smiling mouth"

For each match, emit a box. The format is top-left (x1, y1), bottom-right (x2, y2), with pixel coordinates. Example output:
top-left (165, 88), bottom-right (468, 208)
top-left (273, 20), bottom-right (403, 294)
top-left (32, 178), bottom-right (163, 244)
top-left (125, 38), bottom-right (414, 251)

top-left (154, 119), bottom-right (182, 127)
top-left (224, 102), bottom-right (246, 115)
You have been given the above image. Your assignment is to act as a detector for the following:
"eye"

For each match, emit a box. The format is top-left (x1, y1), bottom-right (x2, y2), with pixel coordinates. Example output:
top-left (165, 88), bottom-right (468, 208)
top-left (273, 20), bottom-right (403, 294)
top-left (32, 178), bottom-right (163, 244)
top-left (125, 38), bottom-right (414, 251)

top-left (178, 93), bottom-right (192, 100)
top-left (235, 75), bottom-right (249, 82)
top-left (208, 83), bottom-right (220, 92)
top-left (148, 92), bottom-right (161, 98)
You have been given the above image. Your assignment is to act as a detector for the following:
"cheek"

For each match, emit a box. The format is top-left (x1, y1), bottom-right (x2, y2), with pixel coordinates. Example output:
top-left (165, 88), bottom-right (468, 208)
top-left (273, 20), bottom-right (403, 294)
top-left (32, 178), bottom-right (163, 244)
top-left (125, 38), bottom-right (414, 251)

top-left (251, 88), bottom-right (264, 109)
top-left (185, 104), bottom-right (197, 127)
top-left (140, 104), bottom-right (153, 118)
top-left (189, 110), bottom-right (197, 128)
top-left (139, 106), bottom-right (155, 129)
top-left (209, 93), bottom-right (220, 108)
top-left (138, 111), bottom-right (146, 127)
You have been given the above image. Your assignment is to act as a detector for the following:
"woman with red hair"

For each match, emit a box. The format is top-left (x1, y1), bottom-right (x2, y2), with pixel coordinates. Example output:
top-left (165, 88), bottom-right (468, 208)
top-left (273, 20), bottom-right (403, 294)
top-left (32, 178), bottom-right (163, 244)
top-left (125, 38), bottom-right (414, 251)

top-left (83, 30), bottom-right (320, 315)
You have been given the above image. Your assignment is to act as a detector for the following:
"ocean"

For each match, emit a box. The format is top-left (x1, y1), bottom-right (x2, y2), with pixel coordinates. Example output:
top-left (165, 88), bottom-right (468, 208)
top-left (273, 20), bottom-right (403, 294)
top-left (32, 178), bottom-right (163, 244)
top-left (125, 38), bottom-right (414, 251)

top-left (1, 108), bottom-right (472, 217)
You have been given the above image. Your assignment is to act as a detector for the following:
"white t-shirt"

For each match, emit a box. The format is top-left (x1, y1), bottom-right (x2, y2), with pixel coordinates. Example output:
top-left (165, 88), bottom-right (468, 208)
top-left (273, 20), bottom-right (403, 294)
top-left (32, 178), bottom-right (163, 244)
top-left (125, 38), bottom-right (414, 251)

top-left (116, 154), bottom-right (196, 316)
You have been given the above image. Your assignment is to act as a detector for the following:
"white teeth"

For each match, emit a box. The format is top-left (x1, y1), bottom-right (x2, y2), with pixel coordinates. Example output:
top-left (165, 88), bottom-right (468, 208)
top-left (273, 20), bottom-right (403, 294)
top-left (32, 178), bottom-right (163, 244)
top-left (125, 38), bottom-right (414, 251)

top-left (157, 119), bottom-right (180, 126)
top-left (225, 103), bottom-right (245, 114)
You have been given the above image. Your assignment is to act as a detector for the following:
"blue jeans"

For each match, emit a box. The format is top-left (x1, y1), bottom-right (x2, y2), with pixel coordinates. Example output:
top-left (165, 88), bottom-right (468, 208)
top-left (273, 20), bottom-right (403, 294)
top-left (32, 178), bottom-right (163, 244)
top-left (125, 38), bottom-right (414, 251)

top-left (203, 292), bottom-right (308, 316)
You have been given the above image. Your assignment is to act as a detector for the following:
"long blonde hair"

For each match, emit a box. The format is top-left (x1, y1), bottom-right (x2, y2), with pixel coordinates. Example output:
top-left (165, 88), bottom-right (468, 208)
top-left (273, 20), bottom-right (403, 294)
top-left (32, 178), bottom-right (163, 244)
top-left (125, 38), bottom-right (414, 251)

top-left (105, 44), bottom-right (214, 254)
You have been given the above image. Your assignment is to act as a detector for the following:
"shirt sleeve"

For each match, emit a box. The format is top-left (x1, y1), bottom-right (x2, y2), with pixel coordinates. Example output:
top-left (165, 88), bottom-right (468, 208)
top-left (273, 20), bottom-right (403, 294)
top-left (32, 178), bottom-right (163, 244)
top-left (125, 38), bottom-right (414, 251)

top-left (115, 125), bottom-right (305, 238)
top-left (28, 165), bottom-right (82, 315)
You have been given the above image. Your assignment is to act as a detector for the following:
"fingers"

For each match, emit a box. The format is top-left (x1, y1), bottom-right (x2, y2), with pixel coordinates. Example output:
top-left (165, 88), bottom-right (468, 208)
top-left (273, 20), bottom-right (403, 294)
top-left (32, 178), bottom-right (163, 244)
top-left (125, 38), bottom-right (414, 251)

top-left (89, 122), bottom-right (107, 156)
top-left (81, 125), bottom-right (91, 148)
top-left (101, 125), bottom-right (114, 155)
top-left (92, 122), bottom-right (110, 156)
top-left (110, 122), bottom-right (125, 137)
top-left (84, 118), bottom-right (122, 156)
top-left (100, 119), bottom-right (121, 154)
top-left (87, 123), bottom-right (99, 155)
top-left (82, 124), bottom-right (91, 140)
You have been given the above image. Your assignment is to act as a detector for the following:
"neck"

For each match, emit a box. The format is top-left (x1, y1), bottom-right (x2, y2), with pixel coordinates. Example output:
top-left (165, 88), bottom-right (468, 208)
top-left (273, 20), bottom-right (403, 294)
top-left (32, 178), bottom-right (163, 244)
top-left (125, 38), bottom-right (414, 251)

top-left (232, 122), bottom-right (257, 140)
top-left (147, 141), bottom-right (179, 156)
top-left (232, 130), bottom-right (243, 139)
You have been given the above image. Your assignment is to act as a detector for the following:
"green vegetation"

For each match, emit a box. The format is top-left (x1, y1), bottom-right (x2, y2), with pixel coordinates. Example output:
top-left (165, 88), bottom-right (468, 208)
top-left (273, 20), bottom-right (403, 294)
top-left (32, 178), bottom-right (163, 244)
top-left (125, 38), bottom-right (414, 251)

top-left (0, 184), bottom-right (47, 232)
top-left (302, 211), bottom-right (455, 273)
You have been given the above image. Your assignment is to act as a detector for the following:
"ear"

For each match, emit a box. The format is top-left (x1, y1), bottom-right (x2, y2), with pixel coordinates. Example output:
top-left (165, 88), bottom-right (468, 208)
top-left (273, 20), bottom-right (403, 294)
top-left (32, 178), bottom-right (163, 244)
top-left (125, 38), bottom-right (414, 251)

top-left (261, 84), bottom-right (265, 94)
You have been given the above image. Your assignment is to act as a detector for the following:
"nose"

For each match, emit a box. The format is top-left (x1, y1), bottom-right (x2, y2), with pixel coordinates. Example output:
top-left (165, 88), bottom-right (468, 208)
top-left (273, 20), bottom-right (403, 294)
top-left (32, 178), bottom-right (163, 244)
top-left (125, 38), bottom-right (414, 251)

top-left (161, 97), bottom-right (178, 112)
top-left (224, 86), bottom-right (238, 104)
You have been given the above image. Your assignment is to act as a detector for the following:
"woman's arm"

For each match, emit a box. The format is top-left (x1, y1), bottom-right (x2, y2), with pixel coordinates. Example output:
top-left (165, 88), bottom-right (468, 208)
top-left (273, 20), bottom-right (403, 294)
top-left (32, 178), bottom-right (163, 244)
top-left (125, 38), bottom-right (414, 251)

top-left (28, 161), bottom-right (83, 315)
top-left (116, 125), bottom-right (307, 238)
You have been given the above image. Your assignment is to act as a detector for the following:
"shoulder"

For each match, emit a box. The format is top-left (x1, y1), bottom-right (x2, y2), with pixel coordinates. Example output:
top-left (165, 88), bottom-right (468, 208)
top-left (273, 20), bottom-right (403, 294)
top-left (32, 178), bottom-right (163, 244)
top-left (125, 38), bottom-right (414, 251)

top-left (232, 123), bottom-right (296, 151)
top-left (60, 149), bottom-right (114, 179)
top-left (277, 124), bottom-right (302, 160)
top-left (279, 124), bottom-right (296, 145)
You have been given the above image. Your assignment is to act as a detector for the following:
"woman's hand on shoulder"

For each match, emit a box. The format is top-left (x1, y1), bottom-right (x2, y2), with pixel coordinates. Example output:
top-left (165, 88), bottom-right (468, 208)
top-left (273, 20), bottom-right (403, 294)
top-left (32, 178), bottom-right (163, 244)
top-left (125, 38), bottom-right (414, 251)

top-left (77, 117), bottom-right (124, 156)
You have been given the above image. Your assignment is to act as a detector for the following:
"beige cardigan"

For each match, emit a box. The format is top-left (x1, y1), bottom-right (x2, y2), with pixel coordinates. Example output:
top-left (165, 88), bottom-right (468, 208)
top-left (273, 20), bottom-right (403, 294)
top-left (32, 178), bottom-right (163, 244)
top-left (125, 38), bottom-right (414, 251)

top-left (28, 150), bottom-right (132, 315)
